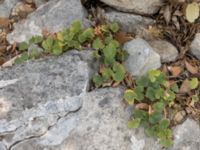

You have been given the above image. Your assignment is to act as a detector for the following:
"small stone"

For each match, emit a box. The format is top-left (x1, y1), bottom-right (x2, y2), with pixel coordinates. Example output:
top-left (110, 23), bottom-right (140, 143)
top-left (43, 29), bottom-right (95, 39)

top-left (149, 40), bottom-right (178, 63)
top-left (105, 9), bottom-right (154, 34)
top-left (100, 0), bottom-right (163, 15)
top-left (123, 38), bottom-right (161, 76)
top-left (190, 33), bottom-right (200, 60)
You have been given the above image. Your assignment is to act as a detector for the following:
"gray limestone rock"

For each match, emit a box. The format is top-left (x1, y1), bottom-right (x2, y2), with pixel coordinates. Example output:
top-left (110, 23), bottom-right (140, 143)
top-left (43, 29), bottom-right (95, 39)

top-left (123, 38), bottom-right (161, 76)
top-left (105, 9), bottom-right (154, 34)
top-left (0, 56), bottom-right (199, 150)
top-left (170, 119), bottom-right (200, 150)
top-left (0, 0), bottom-right (20, 18)
top-left (149, 40), bottom-right (178, 63)
top-left (0, 50), bottom-right (91, 119)
top-left (0, 50), bottom-right (93, 149)
top-left (24, 0), bottom-right (49, 8)
top-left (190, 33), bottom-right (200, 60)
top-left (100, 0), bottom-right (163, 15)
top-left (7, 0), bottom-right (88, 44)
top-left (8, 88), bottom-right (161, 150)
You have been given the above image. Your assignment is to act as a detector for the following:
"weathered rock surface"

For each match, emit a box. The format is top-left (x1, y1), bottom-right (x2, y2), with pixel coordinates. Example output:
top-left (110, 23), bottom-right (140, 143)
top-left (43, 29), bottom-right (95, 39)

top-left (149, 40), bottom-right (178, 63)
top-left (0, 85), bottom-right (161, 150)
top-left (24, 0), bottom-right (48, 8)
top-left (170, 119), bottom-right (200, 150)
top-left (123, 38), bottom-right (161, 76)
top-left (190, 33), bottom-right (200, 60)
top-left (100, 0), bottom-right (163, 15)
top-left (105, 9), bottom-right (154, 34)
top-left (34, 0), bottom-right (48, 8)
top-left (0, 50), bottom-right (92, 119)
top-left (0, 0), bottom-right (20, 18)
top-left (7, 0), bottom-right (88, 44)
top-left (0, 50), bottom-right (92, 149)
top-left (0, 49), bottom-right (199, 149)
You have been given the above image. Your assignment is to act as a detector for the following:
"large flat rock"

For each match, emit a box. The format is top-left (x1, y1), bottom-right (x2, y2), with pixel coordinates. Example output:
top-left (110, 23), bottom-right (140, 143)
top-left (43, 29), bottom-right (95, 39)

top-left (7, 0), bottom-right (88, 44)
top-left (3, 88), bottom-right (161, 150)
top-left (2, 85), bottom-right (199, 150)
top-left (0, 50), bottom-right (93, 150)
top-left (0, 54), bottom-right (199, 150)
top-left (0, 50), bottom-right (92, 120)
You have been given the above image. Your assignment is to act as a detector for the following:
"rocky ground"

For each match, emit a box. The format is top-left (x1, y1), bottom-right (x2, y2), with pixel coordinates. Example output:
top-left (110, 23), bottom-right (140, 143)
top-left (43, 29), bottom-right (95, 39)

top-left (0, 0), bottom-right (200, 150)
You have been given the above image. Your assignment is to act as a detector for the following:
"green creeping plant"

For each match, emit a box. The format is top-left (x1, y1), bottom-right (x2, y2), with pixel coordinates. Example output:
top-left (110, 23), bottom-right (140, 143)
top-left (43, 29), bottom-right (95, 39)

top-left (92, 23), bottom-right (128, 87)
top-left (124, 70), bottom-right (199, 148)
top-left (15, 20), bottom-right (200, 149)
top-left (15, 20), bottom-right (94, 64)
top-left (124, 70), bottom-right (176, 148)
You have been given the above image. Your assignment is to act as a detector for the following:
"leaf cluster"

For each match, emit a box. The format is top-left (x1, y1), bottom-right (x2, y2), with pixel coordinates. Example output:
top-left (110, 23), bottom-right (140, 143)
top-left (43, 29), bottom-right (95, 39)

top-left (15, 35), bottom-right (43, 63)
top-left (124, 70), bottom-right (177, 148)
top-left (16, 20), bottom-right (94, 63)
top-left (92, 23), bottom-right (128, 87)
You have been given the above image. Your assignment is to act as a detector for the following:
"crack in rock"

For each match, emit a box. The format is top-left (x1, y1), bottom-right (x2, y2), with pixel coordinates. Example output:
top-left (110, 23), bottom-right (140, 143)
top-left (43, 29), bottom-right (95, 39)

top-left (0, 95), bottom-right (82, 149)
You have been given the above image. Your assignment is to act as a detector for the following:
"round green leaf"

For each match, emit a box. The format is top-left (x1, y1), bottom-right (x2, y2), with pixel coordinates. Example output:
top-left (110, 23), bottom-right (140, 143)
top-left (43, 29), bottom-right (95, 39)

top-left (109, 22), bottom-right (119, 33)
top-left (111, 62), bottom-right (126, 82)
top-left (19, 42), bottom-right (29, 51)
top-left (124, 89), bottom-right (136, 105)
top-left (189, 78), bottom-right (199, 90)
top-left (92, 38), bottom-right (105, 50)
top-left (127, 118), bottom-right (141, 129)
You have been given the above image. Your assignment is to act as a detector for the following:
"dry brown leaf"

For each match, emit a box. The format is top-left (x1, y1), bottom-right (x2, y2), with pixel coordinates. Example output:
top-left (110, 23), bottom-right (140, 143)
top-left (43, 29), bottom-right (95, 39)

top-left (2, 55), bottom-right (19, 67)
top-left (0, 17), bottom-right (11, 28)
top-left (135, 103), bottom-right (149, 110)
top-left (185, 60), bottom-right (198, 74)
top-left (168, 66), bottom-right (182, 76)
top-left (180, 79), bottom-right (190, 93)
top-left (114, 31), bottom-right (133, 44)
top-left (173, 110), bottom-right (186, 124)
top-left (112, 81), bottom-right (120, 87)
top-left (0, 46), bottom-right (6, 53)
top-left (42, 28), bottom-right (52, 38)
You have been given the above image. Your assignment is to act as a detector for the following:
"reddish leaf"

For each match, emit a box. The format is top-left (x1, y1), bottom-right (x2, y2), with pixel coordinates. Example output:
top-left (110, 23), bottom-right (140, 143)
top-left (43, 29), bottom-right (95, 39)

top-left (185, 60), bottom-right (198, 74)
top-left (180, 79), bottom-right (190, 93)
top-left (0, 17), bottom-right (10, 28)
top-left (168, 66), bottom-right (182, 76)
top-left (135, 103), bottom-right (149, 110)
top-left (114, 31), bottom-right (133, 44)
